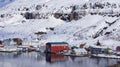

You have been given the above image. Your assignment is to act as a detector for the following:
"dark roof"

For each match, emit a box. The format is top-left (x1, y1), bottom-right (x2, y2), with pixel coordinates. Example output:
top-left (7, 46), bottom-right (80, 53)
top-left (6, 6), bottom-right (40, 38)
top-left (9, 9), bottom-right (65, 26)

top-left (46, 42), bottom-right (68, 44)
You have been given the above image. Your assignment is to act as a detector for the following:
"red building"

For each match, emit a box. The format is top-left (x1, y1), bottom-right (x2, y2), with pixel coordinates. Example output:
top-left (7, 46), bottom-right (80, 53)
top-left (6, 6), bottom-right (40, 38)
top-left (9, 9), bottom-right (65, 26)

top-left (46, 42), bottom-right (69, 53)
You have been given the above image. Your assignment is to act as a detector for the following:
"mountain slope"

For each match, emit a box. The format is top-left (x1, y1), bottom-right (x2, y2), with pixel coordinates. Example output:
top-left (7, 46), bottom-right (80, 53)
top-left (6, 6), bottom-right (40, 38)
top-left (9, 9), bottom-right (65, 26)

top-left (0, 0), bottom-right (120, 47)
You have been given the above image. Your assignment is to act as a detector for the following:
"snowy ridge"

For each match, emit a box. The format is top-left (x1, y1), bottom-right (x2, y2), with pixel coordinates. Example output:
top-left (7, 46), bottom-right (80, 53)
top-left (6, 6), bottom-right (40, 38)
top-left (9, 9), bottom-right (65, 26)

top-left (0, 0), bottom-right (14, 7)
top-left (0, 0), bottom-right (120, 47)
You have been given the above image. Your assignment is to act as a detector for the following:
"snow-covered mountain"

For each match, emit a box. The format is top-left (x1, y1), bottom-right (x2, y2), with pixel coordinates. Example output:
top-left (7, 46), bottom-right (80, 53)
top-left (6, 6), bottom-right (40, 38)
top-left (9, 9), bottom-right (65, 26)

top-left (0, 0), bottom-right (120, 47)
top-left (0, 0), bottom-right (14, 7)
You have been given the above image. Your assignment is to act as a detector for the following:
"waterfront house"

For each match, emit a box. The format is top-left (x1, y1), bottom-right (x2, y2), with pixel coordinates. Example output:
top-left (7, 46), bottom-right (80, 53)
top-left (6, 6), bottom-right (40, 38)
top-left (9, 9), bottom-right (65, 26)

top-left (0, 46), bottom-right (18, 52)
top-left (46, 42), bottom-right (69, 53)
top-left (90, 47), bottom-right (104, 54)
top-left (2, 38), bottom-right (22, 46)
top-left (90, 45), bottom-right (113, 54)
top-left (70, 48), bottom-right (87, 56)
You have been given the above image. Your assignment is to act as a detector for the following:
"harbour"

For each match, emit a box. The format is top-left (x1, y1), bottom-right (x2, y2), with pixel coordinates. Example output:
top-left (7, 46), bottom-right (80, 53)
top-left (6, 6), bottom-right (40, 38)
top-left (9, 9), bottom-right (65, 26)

top-left (0, 52), bottom-right (120, 67)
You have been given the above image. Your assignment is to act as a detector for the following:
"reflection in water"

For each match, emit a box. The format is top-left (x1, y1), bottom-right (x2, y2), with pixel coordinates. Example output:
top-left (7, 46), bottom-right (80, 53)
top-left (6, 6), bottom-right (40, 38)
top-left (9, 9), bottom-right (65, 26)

top-left (46, 54), bottom-right (68, 63)
top-left (108, 61), bottom-right (120, 67)
top-left (0, 52), bottom-right (120, 67)
top-left (0, 52), bottom-right (22, 59)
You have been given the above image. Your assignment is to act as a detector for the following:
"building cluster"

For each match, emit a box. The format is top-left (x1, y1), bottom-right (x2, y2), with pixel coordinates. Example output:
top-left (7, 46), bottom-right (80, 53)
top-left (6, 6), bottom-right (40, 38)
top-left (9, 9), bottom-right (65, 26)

top-left (0, 39), bottom-right (120, 58)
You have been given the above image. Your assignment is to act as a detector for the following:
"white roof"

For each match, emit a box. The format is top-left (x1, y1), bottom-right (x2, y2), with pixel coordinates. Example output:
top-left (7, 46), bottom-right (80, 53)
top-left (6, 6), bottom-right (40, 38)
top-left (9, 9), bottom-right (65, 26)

top-left (73, 48), bottom-right (87, 53)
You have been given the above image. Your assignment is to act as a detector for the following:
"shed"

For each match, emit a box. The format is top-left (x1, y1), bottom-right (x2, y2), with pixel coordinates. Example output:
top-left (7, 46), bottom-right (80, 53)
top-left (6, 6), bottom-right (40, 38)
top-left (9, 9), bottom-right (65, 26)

top-left (46, 42), bottom-right (69, 53)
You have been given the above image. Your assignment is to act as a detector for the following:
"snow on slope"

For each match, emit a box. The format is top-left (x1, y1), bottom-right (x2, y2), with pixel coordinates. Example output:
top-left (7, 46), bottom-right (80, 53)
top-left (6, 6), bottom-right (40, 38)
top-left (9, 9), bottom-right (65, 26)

top-left (0, 16), bottom-right (65, 40)
top-left (1, 0), bottom-right (120, 47)
top-left (0, 0), bottom-right (88, 40)
top-left (40, 15), bottom-right (104, 41)
top-left (89, 0), bottom-right (120, 3)
top-left (39, 14), bottom-right (120, 47)
top-left (0, 0), bottom-right (87, 14)
top-left (101, 0), bottom-right (120, 3)
top-left (0, 0), bottom-right (14, 7)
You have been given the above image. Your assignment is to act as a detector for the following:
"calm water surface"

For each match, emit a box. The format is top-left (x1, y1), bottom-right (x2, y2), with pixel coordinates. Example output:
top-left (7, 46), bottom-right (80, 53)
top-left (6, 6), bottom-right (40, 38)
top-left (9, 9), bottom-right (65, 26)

top-left (0, 52), bottom-right (119, 67)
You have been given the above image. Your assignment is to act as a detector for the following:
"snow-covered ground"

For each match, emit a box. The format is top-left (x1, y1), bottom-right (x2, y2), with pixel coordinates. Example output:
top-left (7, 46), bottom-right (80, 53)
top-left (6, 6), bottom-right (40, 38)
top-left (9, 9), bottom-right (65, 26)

top-left (0, 0), bottom-right (14, 7)
top-left (0, 0), bottom-right (120, 48)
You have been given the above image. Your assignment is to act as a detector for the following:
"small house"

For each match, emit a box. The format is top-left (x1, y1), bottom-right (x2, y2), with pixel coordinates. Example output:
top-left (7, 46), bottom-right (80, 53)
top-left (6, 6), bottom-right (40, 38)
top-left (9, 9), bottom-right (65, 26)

top-left (71, 48), bottom-right (87, 56)
top-left (90, 47), bottom-right (104, 54)
top-left (0, 46), bottom-right (18, 52)
top-left (2, 38), bottom-right (22, 46)
top-left (46, 42), bottom-right (69, 53)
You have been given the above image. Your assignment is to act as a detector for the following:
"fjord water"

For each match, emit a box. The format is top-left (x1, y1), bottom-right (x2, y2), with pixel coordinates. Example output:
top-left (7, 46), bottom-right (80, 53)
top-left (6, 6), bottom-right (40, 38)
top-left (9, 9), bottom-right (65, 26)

top-left (0, 52), bottom-right (119, 67)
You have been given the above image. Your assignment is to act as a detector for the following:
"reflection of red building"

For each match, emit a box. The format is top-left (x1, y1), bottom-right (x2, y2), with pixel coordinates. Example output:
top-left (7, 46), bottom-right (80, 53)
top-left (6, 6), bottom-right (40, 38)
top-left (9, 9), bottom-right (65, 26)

top-left (46, 54), bottom-right (68, 63)
top-left (46, 42), bottom-right (69, 53)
